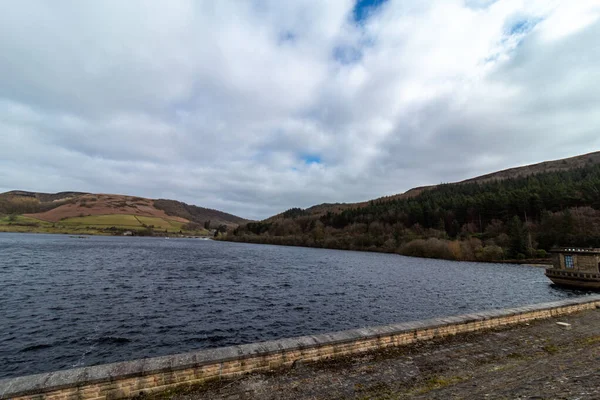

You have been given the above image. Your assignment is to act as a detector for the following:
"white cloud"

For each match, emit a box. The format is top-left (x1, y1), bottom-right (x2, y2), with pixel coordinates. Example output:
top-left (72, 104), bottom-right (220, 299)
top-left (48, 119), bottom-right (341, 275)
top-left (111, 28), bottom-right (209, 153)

top-left (0, 0), bottom-right (599, 219)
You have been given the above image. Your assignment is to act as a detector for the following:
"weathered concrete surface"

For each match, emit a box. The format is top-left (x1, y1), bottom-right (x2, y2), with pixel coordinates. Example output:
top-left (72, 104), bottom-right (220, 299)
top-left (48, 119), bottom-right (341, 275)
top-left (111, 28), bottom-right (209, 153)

top-left (164, 308), bottom-right (600, 400)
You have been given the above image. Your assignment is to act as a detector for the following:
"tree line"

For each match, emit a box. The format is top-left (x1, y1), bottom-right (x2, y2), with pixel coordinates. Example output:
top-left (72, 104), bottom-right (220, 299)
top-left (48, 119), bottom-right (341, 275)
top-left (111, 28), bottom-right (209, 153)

top-left (225, 164), bottom-right (600, 261)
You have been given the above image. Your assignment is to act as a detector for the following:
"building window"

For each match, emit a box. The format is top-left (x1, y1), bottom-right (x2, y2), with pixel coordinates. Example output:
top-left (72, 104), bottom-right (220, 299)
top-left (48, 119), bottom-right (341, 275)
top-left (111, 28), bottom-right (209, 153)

top-left (564, 255), bottom-right (574, 269)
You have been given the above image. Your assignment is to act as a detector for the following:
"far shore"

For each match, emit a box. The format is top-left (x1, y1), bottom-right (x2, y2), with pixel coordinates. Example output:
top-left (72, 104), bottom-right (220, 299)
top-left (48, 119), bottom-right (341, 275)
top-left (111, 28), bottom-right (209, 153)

top-left (219, 236), bottom-right (553, 266)
top-left (0, 228), bottom-right (552, 267)
top-left (0, 228), bottom-right (212, 239)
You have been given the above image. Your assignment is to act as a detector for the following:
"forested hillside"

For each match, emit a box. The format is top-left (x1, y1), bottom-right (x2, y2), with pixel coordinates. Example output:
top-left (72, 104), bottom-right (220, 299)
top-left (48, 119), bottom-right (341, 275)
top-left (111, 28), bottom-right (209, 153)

top-left (265, 151), bottom-right (600, 221)
top-left (226, 162), bottom-right (600, 261)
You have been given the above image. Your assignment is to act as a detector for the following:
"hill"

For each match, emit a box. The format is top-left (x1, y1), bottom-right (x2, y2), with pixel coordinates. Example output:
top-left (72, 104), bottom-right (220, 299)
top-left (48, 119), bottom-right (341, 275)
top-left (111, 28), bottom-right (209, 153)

top-left (226, 151), bottom-right (600, 262)
top-left (153, 199), bottom-right (247, 226)
top-left (0, 191), bottom-right (248, 236)
top-left (269, 151), bottom-right (600, 221)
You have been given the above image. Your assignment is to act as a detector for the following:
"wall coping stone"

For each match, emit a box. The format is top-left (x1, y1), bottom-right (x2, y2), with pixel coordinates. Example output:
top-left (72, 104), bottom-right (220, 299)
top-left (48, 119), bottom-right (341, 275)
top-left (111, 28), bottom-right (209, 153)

top-left (2, 294), bottom-right (600, 399)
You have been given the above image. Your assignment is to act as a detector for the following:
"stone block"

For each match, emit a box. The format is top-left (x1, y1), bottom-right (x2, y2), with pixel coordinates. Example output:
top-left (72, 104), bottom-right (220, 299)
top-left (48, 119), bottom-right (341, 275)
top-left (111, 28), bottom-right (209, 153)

top-left (109, 359), bottom-right (144, 380)
top-left (142, 356), bottom-right (172, 376)
top-left (0, 373), bottom-right (51, 398)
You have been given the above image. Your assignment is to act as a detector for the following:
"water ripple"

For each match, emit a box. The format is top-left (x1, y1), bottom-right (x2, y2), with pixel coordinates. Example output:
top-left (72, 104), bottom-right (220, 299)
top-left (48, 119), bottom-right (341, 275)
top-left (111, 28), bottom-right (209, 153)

top-left (0, 232), bottom-right (588, 379)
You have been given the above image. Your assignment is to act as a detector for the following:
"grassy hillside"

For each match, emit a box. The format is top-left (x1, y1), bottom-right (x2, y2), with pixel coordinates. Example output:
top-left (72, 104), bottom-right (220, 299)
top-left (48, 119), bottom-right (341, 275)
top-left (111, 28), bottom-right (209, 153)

top-left (0, 214), bottom-right (205, 236)
top-left (61, 214), bottom-right (186, 231)
top-left (226, 152), bottom-right (600, 262)
top-left (0, 191), bottom-right (245, 236)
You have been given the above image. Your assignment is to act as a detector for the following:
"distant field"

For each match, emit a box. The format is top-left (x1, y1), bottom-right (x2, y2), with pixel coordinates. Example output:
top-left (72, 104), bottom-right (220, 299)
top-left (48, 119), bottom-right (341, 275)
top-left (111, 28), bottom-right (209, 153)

top-left (0, 215), bottom-right (102, 234)
top-left (0, 216), bottom-right (32, 232)
top-left (62, 214), bottom-right (141, 226)
top-left (136, 215), bottom-right (185, 231)
top-left (61, 214), bottom-right (187, 232)
top-left (0, 214), bottom-right (206, 235)
top-left (0, 215), bottom-right (44, 225)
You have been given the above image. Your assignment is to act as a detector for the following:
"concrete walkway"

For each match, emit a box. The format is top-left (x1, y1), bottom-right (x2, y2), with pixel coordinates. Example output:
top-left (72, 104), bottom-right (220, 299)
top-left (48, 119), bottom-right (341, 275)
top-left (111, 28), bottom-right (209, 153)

top-left (159, 308), bottom-right (600, 400)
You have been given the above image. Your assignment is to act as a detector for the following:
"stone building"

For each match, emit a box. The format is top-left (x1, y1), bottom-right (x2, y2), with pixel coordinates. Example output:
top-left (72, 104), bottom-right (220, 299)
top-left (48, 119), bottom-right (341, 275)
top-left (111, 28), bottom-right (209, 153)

top-left (551, 248), bottom-right (600, 272)
top-left (545, 248), bottom-right (600, 289)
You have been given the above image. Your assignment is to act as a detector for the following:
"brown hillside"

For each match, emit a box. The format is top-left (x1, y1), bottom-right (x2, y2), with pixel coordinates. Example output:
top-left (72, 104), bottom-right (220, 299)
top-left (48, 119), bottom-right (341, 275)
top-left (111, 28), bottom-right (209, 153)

top-left (154, 199), bottom-right (248, 227)
top-left (460, 151), bottom-right (600, 184)
top-left (0, 191), bottom-right (80, 215)
top-left (25, 194), bottom-right (189, 223)
top-left (1, 190), bottom-right (247, 227)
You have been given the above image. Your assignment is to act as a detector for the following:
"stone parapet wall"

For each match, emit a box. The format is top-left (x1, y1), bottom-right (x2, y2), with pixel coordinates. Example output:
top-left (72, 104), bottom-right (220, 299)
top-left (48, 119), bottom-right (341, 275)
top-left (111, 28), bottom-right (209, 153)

top-left (2, 296), bottom-right (600, 400)
top-left (577, 254), bottom-right (599, 271)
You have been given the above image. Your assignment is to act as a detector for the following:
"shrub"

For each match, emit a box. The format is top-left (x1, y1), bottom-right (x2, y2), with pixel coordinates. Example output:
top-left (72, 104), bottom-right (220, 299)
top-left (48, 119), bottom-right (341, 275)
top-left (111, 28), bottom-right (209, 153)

top-left (495, 233), bottom-right (511, 248)
top-left (480, 245), bottom-right (504, 261)
top-left (448, 241), bottom-right (463, 260)
top-left (535, 249), bottom-right (548, 258)
top-left (399, 238), bottom-right (455, 260)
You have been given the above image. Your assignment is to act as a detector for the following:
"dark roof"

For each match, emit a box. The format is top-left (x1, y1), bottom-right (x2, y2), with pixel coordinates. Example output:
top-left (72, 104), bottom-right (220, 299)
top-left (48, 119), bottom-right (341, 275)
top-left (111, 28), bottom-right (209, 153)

top-left (550, 247), bottom-right (600, 255)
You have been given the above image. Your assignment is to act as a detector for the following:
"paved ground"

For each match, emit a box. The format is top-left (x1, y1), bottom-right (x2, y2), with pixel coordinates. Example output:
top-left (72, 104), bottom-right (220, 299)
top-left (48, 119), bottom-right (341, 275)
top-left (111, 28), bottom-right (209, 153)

top-left (157, 308), bottom-right (600, 400)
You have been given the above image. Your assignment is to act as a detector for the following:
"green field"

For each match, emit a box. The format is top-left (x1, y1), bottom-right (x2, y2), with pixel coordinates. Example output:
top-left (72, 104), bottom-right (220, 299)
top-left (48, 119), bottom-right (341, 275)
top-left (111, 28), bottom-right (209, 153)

top-left (61, 214), bottom-right (187, 232)
top-left (0, 215), bottom-right (100, 234)
top-left (62, 214), bottom-right (141, 226)
top-left (0, 215), bottom-right (51, 232)
top-left (0, 214), bottom-right (206, 236)
top-left (0, 215), bottom-right (44, 224)
top-left (136, 215), bottom-right (185, 231)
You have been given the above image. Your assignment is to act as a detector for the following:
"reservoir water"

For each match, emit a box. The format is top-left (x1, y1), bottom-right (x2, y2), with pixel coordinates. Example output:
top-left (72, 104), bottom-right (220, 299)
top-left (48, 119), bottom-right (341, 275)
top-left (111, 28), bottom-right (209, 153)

top-left (0, 233), bottom-right (586, 379)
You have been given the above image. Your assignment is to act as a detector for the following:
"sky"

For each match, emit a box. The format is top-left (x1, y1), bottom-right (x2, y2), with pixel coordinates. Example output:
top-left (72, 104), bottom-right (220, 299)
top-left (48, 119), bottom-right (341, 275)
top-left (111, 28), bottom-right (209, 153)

top-left (1, 0), bottom-right (600, 220)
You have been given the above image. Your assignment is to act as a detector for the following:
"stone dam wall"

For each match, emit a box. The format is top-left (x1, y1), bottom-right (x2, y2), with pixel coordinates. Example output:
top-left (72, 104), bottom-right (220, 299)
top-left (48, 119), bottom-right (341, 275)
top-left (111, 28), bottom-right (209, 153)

top-left (2, 295), bottom-right (600, 400)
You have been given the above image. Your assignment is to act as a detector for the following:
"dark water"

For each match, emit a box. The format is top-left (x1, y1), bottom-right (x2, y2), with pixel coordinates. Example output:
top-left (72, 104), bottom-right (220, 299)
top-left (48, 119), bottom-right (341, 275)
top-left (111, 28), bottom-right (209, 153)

top-left (0, 233), bottom-right (587, 379)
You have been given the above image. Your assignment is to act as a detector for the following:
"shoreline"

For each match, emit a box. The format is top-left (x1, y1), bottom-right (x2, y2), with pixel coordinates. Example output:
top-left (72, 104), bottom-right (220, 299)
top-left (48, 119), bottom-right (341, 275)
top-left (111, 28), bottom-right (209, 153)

top-left (0, 229), bottom-right (550, 265)
top-left (219, 237), bottom-right (552, 266)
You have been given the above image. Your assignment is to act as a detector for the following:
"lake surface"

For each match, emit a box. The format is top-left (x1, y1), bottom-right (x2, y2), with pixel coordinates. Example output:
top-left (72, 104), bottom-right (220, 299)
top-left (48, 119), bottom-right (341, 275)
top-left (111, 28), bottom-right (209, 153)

top-left (0, 233), bottom-right (587, 379)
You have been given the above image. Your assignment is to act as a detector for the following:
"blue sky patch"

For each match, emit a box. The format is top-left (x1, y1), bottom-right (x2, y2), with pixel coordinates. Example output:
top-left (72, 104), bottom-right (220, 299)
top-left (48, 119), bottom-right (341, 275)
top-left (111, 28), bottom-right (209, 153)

top-left (301, 154), bottom-right (322, 165)
top-left (353, 0), bottom-right (388, 23)
top-left (464, 0), bottom-right (498, 10)
top-left (505, 17), bottom-right (542, 36)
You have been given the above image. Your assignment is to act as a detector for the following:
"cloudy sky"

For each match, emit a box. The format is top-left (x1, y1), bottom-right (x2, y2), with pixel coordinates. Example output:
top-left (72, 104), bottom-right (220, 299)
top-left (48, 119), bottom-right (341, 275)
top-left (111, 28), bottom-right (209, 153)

top-left (1, 0), bottom-right (599, 219)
